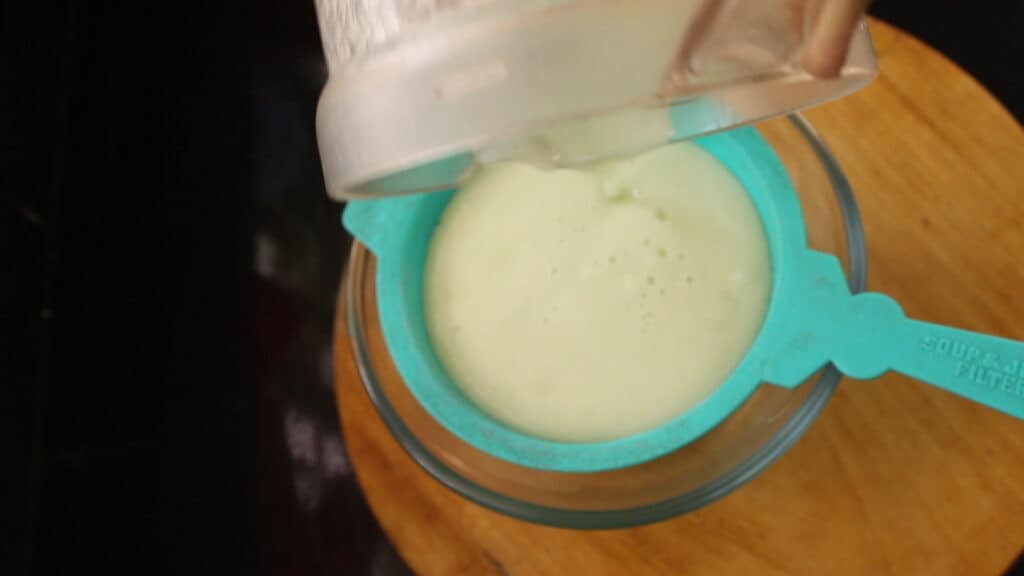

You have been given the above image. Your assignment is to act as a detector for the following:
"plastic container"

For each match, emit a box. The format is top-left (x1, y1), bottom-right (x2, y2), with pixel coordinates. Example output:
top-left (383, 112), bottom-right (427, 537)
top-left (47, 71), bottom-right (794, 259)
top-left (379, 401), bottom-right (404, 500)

top-left (340, 114), bottom-right (867, 527)
top-left (315, 0), bottom-right (876, 200)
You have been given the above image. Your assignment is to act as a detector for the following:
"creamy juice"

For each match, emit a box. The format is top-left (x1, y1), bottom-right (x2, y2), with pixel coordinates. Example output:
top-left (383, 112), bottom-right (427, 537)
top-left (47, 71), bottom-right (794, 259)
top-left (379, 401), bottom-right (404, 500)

top-left (423, 142), bottom-right (771, 442)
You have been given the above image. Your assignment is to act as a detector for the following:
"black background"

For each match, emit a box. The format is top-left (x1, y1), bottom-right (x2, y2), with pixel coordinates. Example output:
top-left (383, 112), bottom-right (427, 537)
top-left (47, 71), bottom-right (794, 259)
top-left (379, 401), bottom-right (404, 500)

top-left (4, 1), bottom-right (1023, 574)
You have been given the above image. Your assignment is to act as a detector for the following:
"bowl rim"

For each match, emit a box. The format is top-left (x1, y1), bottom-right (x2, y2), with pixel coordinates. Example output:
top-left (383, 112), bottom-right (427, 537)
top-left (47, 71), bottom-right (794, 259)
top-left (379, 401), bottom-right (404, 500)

top-left (342, 113), bottom-right (867, 528)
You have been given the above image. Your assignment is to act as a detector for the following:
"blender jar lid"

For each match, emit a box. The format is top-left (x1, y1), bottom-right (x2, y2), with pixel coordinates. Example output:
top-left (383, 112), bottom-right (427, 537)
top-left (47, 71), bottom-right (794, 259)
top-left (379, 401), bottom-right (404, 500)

top-left (315, 0), bottom-right (877, 201)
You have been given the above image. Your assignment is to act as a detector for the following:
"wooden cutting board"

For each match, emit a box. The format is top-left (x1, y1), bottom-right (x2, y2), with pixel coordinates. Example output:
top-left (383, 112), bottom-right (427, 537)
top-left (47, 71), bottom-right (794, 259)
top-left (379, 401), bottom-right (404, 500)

top-left (333, 20), bottom-right (1024, 576)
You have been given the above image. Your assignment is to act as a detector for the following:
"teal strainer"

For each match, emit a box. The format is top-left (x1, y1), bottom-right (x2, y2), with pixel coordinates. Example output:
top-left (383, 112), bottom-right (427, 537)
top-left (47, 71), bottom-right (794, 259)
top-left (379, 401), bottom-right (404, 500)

top-left (343, 122), bottom-right (1024, 473)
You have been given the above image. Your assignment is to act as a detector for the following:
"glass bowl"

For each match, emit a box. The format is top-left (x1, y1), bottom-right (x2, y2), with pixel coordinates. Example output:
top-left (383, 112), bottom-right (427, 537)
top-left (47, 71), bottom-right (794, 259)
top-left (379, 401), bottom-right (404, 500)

top-left (340, 113), bottom-right (866, 528)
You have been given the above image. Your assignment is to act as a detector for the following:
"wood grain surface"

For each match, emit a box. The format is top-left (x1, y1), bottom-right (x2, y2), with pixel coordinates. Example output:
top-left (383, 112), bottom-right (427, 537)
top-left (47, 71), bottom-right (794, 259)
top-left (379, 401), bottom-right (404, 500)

top-left (333, 20), bottom-right (1024, 576)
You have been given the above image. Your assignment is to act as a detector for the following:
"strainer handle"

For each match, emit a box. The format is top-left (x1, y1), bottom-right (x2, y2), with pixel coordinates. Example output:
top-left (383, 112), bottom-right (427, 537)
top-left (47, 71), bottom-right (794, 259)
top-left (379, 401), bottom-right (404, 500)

top-left (830, 293), bottom-right (1024, 420)
top-left (762, 249), bottom-right (1024, 420)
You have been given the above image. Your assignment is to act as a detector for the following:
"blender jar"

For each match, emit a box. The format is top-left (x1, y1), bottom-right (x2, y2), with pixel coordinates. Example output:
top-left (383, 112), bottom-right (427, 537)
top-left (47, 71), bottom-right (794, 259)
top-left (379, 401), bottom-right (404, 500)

top-left (315, 0), bottom-right (876, 200)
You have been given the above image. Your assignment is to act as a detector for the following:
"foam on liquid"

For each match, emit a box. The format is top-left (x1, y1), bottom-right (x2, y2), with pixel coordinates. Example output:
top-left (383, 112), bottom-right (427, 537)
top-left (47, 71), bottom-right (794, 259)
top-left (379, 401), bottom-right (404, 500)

top-left (424, 142), bottom-right (771, 443)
